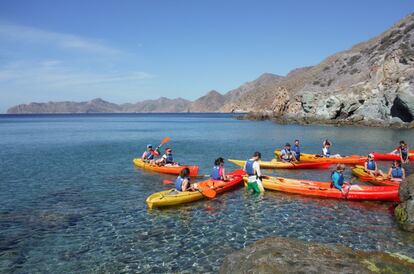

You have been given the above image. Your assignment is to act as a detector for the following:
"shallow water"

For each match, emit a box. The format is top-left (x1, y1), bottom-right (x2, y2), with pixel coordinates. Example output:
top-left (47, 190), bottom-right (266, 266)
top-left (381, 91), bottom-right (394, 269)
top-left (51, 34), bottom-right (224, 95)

top-left (0, 113), bottom-right (413, 273)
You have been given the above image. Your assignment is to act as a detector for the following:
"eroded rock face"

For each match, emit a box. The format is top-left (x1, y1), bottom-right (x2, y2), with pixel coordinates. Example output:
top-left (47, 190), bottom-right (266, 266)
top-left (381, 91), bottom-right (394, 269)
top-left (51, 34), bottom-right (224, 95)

top-left (220, 237), bottom-right (414, 274)
top-left (395, 174), bottom-right (414, 232)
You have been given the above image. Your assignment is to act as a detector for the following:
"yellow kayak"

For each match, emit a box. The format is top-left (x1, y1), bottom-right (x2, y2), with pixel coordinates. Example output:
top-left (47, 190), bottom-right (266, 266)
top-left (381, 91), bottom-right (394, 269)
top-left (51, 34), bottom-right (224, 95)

top-left (228, 159), bottom-right (330, 169)
top-left (274, 150), bottom-right (366, 164)
top-left (133, 158), bottom-right (199, 176)
top-left (146, 170), bottom-right (244, 209)
top-left (352, 165), bottom-right (400, 187)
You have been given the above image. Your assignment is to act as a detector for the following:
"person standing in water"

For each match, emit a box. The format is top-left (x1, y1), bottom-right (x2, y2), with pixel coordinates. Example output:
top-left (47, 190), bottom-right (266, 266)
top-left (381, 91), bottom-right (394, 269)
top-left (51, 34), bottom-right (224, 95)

top-left (391, 141), bottom-right (410, 164)
top-left (244, 152), bottom-right (264, 193)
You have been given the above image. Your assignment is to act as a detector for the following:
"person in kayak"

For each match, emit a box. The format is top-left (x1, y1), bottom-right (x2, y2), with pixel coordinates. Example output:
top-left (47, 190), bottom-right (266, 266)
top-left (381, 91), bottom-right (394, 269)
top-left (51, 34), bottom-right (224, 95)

top-left (211, 157), bottom-right (228, 181)
top-left (141, 144), bottom-right (160, 163)
top-left (364, 153), bottom-right (383, 176)
top-left (292, 139), bottom-right (301, 161)
top-left (322, 140), bottom-right (341, 158)
top-left (244, 152), bottom-right (264, 193)
top-left (388, 160), bottom-right (406, 180)
top-left (175, 168), bottom-right (194, 192)
top-left (156, 148), bottom-right (176, 166)
top-left (391, 141), bottom-right (409, 164)
top-left (331, 164), bottom-right (346, 194)
top-left (280, 143), bottom-right (297, 162)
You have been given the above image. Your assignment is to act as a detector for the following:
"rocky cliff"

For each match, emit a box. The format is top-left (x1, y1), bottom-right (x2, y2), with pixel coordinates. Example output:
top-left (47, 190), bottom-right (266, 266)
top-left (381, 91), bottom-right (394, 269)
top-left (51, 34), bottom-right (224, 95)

top-left (230, 13), bottom-right (414, 127)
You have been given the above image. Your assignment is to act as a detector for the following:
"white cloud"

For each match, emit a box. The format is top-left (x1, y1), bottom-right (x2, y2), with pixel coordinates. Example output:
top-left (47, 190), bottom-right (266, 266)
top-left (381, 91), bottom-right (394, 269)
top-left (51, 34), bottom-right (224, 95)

top-left (0, 22), bottom-right (121, 55)
top-left (0, 60), bottom-right (154, 88)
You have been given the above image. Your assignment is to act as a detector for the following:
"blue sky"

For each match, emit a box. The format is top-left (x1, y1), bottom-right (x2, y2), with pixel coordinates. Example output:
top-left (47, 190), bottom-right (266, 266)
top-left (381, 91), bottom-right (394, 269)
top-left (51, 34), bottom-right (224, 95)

top-left (0, 0), bottom-right (412, 112)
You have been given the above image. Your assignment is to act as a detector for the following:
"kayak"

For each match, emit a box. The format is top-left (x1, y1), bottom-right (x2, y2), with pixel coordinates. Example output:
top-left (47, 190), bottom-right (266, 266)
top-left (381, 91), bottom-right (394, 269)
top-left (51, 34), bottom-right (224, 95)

top-left (146, 169), bottom-right (245, 209)
top-left (133, 158), bottom-right (199, 176)
top-left (352, 165), bottom-right (400, 187)
top-left (371, 151), bottom-right (414, 161)
top-left (245, 175), bottom-right (399, 202)
top-left (228, 159), bottom-right (331, 169)
top-left (274, 150), bottom-right (366, 164)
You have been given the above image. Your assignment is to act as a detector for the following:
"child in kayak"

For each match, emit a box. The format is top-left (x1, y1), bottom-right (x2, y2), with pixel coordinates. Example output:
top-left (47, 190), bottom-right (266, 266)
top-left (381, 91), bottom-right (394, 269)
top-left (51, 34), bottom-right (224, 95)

top-left (391, 141), bottom-right (409, 164)
top-left (388, 160), bottom-right (406, 180)
top-left (141, 144), bottom-right (160, 163)
top-left (364, 153), bottom-right (383, 176)
top-left (175, 168), bottom-right (194, 192)
top-left (331, 164), bottom-right (346, 194)
top-left (244, 152), bottom-right (264, 193)
top-left (322, 140), bottom-right (341, 158)
top-left (280, 143), bottom-right (297, 162)
top-left (156, 148), bottom-right (176, 166)
top-left (211, 157), bottom-right (228, 181)
top-left (292, 140), bottom-right (301, 161)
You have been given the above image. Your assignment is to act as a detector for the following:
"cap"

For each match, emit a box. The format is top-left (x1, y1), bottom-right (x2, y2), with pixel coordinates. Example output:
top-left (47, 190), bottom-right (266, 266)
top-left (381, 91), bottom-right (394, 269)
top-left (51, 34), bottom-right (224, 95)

top-left (368, 153), bottom-right (374, 158)
top-left (285, 143), bottom-right (291, 147)
top-left (147, 144), bottom-right (153, 148)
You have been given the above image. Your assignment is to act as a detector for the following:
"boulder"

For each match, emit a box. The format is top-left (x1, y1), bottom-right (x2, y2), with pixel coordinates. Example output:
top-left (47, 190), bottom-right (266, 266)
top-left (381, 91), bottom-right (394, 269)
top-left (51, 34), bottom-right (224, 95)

top-left (220, 237), bottom-right (414, 274)
top-left (395, 174), bottom-right (414, 232)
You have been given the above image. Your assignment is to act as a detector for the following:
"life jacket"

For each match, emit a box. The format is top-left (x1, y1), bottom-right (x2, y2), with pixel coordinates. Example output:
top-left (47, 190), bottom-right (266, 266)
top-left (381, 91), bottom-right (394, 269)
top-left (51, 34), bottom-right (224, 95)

top-left (211, 165), bottom-right (222, 180)
top-left (323, 147), bottom-right (331, 157)
top-left (175, 176), bottom-right (189, 191)
top-left (366, 160), bottom-right (376, 171)
top-left (165, 154), bottom-right (174, 164)
top-left (143, 151), bottom-right (155, 160)
top-left (281, 149), bottom-right (292, 160)
top-left (293, 145), bottom-right (301, 159)
top-left (401, 146), bottom-right (408, 160)
top-left (245, 160), bottom-right (255, 176)
top-left (391, 167), bottom-right (403, 178)
top-left (330, 171), bottom-right (344, 188)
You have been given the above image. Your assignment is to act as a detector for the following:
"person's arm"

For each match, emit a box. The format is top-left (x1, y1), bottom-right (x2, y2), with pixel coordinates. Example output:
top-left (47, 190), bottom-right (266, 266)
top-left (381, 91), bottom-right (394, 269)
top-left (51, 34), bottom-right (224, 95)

top-left (141, 151), bottom-right (147, 160)
top-left (254, 162), bottom-right (262, 177)
top-left (402, 168), bottom-right (406, 179)
top-left (221, 167), bottom-right (227, 180)
top-left (181, 179), bottom-right (190, 191)
top-left (388, 168), bottom-right (393, 178)
top-left (364, 162), bottom-right (368, 171)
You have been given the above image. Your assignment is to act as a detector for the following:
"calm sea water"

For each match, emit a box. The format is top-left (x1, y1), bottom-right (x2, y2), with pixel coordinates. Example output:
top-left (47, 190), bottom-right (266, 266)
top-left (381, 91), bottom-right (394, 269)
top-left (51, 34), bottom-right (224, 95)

top-left (1, 113), bottom-right (414, 273)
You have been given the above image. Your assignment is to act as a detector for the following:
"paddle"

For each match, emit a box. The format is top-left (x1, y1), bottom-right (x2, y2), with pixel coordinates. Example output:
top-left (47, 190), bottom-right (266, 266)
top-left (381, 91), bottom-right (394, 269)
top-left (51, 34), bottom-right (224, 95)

top-left (155, 136), bottom-right (170, 151)
top-left (160, 179), bottom-right (216, 198)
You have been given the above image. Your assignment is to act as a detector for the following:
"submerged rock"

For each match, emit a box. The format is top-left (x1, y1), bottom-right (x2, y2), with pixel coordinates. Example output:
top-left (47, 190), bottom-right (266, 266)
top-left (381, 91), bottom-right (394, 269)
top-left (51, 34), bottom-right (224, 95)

top-left (395, 174), bottom-right (414, 232)
top-left (220, 237), bottom-right (414, 273)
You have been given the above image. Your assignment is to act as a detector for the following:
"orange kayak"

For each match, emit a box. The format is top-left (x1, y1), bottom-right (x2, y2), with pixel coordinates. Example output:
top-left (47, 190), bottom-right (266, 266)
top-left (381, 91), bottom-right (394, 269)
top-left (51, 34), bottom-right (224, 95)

top-left (274, 150), bottom-right (366, 164)
top-left (352, 165), bottom-right (400, 187)
top-left (246, 175), bottom-right (399, 202)
top-left (371, 151), bottom-right (414, 161)
top-left (133, 158), bottom-right (199, 176)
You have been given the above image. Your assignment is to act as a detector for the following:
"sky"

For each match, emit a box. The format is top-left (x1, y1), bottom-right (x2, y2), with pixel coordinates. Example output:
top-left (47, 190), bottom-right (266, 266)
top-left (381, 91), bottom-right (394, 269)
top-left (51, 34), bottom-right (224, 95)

top-left (0, 0), bottom-right (412, 113)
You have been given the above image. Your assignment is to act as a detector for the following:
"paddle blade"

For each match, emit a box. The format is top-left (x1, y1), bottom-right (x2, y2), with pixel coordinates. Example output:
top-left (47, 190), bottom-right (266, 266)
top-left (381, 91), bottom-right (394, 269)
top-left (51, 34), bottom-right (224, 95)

top-left (161, 136), bottom-right (170, 145)
top-left (163, 179), bottom-right (173, 184)
top-left (201, 188), bottom-right (216, 199)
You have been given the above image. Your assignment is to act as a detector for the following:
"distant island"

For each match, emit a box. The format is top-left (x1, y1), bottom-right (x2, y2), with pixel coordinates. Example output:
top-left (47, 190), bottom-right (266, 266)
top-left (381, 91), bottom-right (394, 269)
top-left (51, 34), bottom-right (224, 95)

top-left (8, 13), bottom-right (414, 128)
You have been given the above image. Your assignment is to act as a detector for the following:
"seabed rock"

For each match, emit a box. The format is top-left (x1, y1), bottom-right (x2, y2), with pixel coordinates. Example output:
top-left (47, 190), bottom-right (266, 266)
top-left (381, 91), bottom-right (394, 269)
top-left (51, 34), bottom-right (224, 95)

top-left (395, 174), bottom-right (414, 232)
top-left (220, 237), bottom-right (414, 273)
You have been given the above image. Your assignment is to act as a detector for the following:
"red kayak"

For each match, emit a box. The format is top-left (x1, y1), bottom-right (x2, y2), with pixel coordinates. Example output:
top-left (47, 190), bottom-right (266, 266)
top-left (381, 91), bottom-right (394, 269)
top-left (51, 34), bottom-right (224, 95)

top-left (371, 151), bottom-right (414, 161)
top-left (256, 176), bottom-right (400, 202)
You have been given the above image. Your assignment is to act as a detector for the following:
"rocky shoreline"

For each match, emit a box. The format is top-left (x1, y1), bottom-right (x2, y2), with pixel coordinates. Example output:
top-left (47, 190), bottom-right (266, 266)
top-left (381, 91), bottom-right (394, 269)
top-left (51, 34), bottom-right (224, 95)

top-left (220, 236), bottom-right (414, 273)
top-left (237, 111), bottom-right (414, 129)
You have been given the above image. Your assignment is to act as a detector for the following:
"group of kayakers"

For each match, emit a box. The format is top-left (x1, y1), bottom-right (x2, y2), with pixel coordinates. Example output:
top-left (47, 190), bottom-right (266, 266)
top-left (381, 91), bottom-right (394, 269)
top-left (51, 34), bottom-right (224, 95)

top-left (140, 139), bottom-right (409, 194)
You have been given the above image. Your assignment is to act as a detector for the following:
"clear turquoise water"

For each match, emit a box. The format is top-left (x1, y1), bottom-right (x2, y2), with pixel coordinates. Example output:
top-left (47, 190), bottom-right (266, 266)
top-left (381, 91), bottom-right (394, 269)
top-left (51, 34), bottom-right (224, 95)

top-left (1, 113), bottom-right (413, 273)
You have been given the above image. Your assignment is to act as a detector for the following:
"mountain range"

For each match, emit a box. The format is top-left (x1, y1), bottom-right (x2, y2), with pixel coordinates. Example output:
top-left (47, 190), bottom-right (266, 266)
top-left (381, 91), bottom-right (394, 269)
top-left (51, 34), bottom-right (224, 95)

top-left (7, 13), bottom-right (414, 127)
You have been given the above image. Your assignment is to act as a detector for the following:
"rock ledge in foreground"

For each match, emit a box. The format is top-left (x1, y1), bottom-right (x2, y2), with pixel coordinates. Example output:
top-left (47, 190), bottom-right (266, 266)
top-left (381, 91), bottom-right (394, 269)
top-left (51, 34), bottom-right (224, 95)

top-left (395, 174), bottom-right (414, 232)
top-left (220, 237), bottom-right (414, 274)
